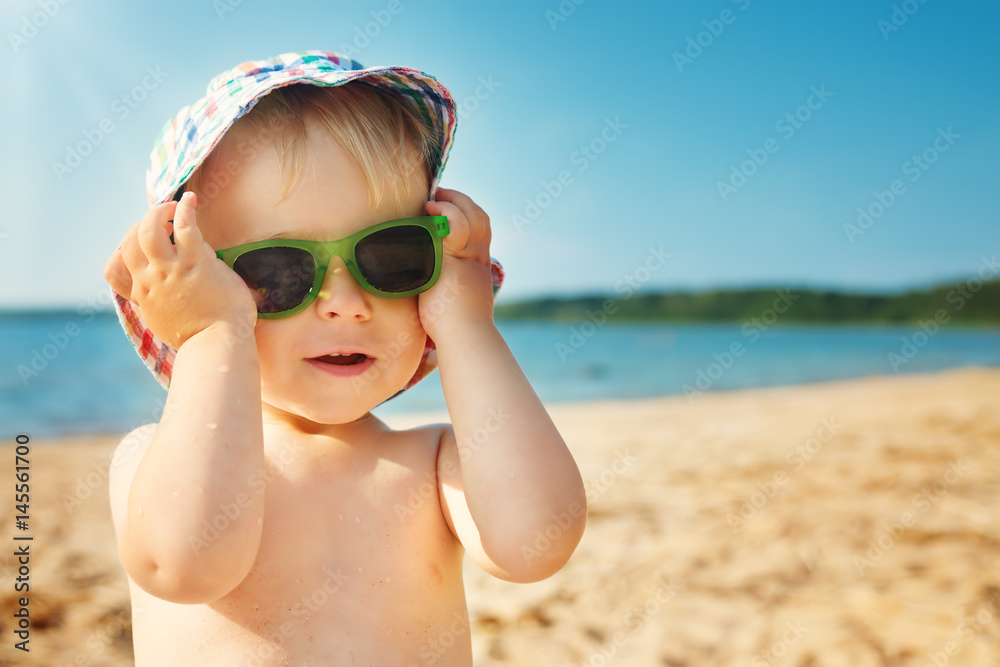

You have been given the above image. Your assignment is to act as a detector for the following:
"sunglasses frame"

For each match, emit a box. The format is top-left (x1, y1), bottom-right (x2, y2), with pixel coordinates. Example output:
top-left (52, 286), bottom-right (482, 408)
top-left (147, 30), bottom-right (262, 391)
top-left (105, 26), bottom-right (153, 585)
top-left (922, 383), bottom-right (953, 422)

top-left (215, 216), bottom-right (449, 319)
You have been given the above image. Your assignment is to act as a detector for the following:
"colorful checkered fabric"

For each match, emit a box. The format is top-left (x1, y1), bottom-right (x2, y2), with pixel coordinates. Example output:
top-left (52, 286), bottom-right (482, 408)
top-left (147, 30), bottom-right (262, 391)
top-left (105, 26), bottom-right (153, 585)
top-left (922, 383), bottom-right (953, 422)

top-left (145, 51), bottom-right (458, 205)
top-left (111, 50), bottom-right (504, 400)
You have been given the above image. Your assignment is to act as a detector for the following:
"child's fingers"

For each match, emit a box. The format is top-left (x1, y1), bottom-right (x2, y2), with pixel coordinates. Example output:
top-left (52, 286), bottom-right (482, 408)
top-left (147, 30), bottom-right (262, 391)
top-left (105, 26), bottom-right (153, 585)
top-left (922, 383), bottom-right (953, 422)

top-left (103, 245), bottom-right (133, 298)
top-left (432, 188), bottom-right (491, 247)
top-left (434, 188), bottom-right (489, 225)
top-left (171, 192), bottom-right (206, 257)
top-left (137, 201), bottom-right (178, 262)
top-left (119, 221), bottom-right (149, 274)
top-left (425, 199), bottom-right (469, 252)
top-left (426, 199), bottom-right (490, 257)
top-left (426, 201), bottom-right (458, 230)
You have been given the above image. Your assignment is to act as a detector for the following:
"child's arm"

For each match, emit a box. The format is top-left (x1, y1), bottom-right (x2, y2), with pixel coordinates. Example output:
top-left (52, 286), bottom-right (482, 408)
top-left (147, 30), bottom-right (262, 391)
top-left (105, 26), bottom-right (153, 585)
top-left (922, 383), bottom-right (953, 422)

top-left (104, 192), bottom-right (265, 603)
top-left (421, 189), bottom-right (587, 583)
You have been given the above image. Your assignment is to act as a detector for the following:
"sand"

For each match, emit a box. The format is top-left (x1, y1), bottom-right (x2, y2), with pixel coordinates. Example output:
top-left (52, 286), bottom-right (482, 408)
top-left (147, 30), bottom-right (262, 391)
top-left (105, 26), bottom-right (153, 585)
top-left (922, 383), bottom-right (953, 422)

top-left (1, 367), bottom-right (998, 666)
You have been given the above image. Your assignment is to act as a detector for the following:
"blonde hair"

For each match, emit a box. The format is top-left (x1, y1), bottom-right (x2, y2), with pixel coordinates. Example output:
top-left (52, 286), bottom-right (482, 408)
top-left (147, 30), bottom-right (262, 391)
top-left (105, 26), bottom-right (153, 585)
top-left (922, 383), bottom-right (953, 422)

top-left (187, 81), bottom-right (439, 209)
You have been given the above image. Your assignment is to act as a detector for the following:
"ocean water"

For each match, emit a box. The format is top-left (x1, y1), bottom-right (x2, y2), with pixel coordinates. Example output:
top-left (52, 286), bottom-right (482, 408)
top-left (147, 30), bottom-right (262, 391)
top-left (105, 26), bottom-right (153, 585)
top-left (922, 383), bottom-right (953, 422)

top-left (2, 312), bottom-right (998, 440)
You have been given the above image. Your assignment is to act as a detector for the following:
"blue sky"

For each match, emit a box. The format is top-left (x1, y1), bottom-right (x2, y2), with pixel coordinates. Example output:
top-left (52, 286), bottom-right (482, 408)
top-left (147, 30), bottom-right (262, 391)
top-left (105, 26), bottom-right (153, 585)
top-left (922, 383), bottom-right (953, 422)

top-left (1, 0), bottom-right (998, 309)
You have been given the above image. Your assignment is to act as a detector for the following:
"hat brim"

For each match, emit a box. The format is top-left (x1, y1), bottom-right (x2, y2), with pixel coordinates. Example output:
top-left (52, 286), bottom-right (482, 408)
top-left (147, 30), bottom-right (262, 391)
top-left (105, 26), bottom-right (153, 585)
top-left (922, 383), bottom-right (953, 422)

top-left (147, 57), bottom-right (458, 206)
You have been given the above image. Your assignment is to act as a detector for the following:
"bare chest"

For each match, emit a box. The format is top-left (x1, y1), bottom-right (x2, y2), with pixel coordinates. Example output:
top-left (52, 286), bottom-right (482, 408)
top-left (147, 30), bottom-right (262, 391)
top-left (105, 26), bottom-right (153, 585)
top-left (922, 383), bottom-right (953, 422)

top-left (130, 429), bottom-right (471, 666)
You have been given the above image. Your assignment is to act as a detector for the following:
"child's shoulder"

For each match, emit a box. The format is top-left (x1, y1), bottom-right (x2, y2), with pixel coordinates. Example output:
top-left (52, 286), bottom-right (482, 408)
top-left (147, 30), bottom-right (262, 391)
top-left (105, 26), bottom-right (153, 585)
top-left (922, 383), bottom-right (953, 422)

top-left (261, 417), bottom-right (455, 467)
top-left (371, 416), bottom-right (451, 441)
top-left (373, 418), bottom-right (453, 457)
top-left (361, 419), bottom-right (459, 489)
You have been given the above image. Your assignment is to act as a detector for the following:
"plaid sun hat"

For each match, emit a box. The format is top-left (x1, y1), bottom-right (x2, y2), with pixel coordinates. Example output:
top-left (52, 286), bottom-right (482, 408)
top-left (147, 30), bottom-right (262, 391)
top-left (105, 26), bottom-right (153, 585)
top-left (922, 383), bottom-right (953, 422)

top-left (112, 50), bottom-right (504, 401)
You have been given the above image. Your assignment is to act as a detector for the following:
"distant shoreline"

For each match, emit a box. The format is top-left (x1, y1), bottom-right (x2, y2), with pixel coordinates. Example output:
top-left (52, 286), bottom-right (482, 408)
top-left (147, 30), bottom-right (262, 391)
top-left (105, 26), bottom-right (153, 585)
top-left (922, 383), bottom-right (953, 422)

top-left (2, 311), bottom-right (998, 328)
top-left (6, 277), bottom-right (997, 325)
top-left (490, 278), bottom-right (1000, 325)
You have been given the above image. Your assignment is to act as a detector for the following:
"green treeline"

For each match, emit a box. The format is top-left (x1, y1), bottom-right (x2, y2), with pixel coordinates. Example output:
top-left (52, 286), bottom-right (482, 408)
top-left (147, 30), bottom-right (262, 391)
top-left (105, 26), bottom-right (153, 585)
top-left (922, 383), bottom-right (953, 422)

top-left (493, 278), bottom-right (1000, 325)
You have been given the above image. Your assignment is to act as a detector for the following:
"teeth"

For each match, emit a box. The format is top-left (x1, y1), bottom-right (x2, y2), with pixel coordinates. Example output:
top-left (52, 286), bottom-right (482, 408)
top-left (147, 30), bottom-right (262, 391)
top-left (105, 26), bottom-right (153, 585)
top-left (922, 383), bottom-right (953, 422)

top-left (314, 352), bottom-right (368, 359)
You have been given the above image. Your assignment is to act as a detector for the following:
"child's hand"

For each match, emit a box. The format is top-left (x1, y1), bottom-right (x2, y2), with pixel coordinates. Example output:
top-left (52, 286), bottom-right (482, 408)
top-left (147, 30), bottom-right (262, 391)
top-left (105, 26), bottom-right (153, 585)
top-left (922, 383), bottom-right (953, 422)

top-left (420, 188), bottom-right (496, 341)
top-left (103, 192), bottom-right (258, 349)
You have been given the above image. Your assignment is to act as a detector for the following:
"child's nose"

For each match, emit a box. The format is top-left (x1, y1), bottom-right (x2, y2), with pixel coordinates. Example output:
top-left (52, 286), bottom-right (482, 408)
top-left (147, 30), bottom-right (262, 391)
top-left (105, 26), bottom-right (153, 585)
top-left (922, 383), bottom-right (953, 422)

top-left (313, 256), bottom-right (372, 321)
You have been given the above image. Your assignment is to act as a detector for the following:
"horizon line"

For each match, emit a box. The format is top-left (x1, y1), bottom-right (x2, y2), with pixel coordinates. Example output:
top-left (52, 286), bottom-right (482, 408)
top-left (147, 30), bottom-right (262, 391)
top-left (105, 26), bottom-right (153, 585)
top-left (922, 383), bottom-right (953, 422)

top-left (3, 274), bottom-right (995, 315)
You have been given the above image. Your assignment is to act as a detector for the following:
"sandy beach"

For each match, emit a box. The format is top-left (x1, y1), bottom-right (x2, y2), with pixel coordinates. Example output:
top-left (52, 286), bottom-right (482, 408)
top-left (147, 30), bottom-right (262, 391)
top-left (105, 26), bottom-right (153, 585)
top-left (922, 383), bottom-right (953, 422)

top-left (1, 367), bottom-right (998, 666)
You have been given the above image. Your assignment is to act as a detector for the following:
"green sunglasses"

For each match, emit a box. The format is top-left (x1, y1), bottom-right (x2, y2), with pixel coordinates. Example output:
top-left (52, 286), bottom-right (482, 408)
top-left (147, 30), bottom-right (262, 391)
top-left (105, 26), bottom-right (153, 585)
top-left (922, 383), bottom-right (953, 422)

top-left (214, 216), bottom-right (449, 319)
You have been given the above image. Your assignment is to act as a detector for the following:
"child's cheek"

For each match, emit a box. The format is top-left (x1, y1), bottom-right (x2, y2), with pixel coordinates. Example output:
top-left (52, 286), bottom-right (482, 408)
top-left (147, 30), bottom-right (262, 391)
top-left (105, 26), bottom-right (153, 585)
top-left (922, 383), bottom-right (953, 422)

top-left (252, 319), bottom-right (293, 386)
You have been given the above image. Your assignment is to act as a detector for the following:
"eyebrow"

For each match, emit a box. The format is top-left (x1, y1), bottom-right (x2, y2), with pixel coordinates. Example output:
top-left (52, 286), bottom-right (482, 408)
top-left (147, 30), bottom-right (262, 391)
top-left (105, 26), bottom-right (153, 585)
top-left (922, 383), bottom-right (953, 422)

top-left (244, 231), bottom-right (300, 243)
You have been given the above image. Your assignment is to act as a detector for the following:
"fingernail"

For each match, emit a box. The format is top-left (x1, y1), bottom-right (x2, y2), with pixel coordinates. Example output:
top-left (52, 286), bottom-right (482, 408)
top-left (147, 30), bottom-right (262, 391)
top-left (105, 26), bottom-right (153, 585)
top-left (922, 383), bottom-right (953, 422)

top-left (181, 191), bottom-right (193, 202)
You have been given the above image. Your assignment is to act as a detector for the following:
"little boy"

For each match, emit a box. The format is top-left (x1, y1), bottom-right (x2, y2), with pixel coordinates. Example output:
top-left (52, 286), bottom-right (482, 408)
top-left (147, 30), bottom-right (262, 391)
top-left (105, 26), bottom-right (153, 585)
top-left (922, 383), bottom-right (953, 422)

top-left (102, 51), bottom-right (586, 666)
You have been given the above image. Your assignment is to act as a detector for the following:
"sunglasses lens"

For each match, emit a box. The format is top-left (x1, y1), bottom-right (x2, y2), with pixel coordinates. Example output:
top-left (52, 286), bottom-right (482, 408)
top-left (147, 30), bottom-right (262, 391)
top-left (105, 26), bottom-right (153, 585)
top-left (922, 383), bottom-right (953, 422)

top-left (355, 226), bottom-right (435, 293)
top-left (233, 247), bottom-right (315, 314)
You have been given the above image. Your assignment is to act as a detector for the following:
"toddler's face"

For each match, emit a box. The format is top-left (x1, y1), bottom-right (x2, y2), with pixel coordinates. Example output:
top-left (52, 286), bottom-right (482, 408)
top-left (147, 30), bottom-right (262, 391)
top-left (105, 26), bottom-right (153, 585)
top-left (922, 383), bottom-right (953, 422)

top-left (189, 114), bottom-right (432, 427)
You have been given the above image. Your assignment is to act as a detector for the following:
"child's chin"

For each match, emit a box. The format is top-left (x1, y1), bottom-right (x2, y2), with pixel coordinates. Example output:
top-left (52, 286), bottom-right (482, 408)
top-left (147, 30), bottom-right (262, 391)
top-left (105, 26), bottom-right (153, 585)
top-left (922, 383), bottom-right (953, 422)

top-left (262, 388), bottom-right (386, 427)
top-left (293, 395), bottom-right (385, 425)
top-left (311, 404), bottom-right (379, 425)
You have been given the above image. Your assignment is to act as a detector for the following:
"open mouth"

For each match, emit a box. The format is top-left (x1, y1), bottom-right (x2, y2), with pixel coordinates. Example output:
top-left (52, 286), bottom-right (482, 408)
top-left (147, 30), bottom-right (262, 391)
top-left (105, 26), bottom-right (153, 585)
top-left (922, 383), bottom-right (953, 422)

top-left (312, 353), bottom-right (370, 366)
